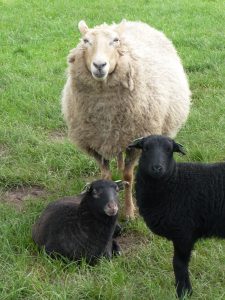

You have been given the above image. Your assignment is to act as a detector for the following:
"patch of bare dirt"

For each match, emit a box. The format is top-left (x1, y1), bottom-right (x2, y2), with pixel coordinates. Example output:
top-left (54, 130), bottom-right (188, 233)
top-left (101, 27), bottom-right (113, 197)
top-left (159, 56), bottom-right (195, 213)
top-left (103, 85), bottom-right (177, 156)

top-left (49, 130), bottom-right (67, 142)
top-left (1, 186), bottom-right (46, 209)
top-left (117, 232), bottom-right (151, 254)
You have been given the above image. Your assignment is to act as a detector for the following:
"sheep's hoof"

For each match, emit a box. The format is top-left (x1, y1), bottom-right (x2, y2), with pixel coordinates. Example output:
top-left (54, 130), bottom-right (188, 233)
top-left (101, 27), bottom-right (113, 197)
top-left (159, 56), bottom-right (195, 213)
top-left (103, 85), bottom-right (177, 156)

top-left (116, 250), bottom-right (122, 256)
top-left (112, 240), bottom-right (122, 257)
top-left (176, 283), bottom-right (193, 299)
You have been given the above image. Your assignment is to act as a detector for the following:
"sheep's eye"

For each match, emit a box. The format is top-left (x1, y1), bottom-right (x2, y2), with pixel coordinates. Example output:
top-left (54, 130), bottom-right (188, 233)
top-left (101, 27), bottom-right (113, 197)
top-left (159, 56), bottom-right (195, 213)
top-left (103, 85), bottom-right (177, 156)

top-left (113, 38), bottom-right (119, 43)
top-left (83, 38), bottom-right (89, 44)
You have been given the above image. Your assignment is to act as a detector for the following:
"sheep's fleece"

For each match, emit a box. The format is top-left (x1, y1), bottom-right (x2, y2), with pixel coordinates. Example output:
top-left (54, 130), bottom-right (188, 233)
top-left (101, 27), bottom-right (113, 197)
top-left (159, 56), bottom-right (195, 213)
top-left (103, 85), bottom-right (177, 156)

top-left (62, 20), bottom-right (191, 160)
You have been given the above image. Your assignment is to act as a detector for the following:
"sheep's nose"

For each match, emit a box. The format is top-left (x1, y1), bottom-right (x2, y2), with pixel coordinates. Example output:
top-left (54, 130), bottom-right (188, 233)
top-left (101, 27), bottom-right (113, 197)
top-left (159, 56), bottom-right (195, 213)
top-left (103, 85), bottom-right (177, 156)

top-left (93, 62), bottom-right (107, 70)
top-left (152, 165), bottom-right (163, 173)
top-left (104, 201), bottom-right (118, 216)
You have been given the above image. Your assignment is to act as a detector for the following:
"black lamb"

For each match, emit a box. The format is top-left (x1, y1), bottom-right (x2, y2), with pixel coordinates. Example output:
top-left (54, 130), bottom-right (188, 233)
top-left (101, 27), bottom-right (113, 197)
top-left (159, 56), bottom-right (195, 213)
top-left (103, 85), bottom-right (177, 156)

top-left (32, 180), bottom-right (125, 264)
top-left (128, 135), bottom-right (225, 298)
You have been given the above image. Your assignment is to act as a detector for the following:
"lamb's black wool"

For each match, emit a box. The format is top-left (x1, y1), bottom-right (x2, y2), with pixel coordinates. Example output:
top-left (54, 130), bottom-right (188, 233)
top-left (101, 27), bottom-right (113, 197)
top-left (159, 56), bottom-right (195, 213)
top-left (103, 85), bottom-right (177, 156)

top-left (32, 180), bottom-right (123, 264)
top-left (129, 135), bottom-right (225, 298)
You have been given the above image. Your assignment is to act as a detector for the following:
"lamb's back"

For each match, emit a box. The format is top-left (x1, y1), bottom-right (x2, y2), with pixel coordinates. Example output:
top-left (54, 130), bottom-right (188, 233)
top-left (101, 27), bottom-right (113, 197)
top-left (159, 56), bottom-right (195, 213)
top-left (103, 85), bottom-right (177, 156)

top-left (32, 196), bottom-right (80, 246)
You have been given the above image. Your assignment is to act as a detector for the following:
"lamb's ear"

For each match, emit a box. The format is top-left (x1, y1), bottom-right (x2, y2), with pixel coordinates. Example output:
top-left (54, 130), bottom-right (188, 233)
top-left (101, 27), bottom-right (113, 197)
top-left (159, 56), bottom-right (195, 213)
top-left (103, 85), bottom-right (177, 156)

top-left (81, 182), bottom-right (92, 193)
top-left (127, 137), bottom-right (144, 149)
top-left (78, 20), bottom-right (89, 36)
top-left (114, 180), bottom-right (129, 191)
top-left (173, 141), bottom-right (186, 155)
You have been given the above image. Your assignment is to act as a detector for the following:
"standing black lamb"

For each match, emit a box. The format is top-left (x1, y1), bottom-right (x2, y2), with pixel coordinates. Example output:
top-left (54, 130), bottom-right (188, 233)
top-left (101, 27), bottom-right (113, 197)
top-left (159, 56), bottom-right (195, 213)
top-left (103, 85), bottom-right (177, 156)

top-left (32, 180), bottom-right (124, 264)
top-left (129, 135), bottom-right (225, 298)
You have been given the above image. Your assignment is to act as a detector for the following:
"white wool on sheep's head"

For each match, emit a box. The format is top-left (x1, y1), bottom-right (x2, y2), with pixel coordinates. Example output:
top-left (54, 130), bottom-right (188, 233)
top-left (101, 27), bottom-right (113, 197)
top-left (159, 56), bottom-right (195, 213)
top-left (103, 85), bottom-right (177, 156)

top-left (77, 20), bottom-right (122, 81)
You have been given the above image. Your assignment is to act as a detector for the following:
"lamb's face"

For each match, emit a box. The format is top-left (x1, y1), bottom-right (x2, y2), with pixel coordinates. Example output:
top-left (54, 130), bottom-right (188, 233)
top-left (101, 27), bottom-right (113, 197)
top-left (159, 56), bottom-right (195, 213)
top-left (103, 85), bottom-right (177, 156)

top-left (128, 135), bottom-right (186, 179)
top-left (87, 180), bottom-right (120, 217)
top-left (78, 21), bottom-right (120, 81)
top-left (139, 136), bottom-right (175, 178)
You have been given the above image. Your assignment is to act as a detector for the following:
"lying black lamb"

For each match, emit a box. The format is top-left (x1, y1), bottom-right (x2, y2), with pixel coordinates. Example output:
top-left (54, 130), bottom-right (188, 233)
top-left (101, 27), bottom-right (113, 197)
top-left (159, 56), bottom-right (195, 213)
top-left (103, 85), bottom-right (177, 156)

top-left (32, 180), bottom-right (125, 264)
top-left (129, 135), bottom-right (225, 298)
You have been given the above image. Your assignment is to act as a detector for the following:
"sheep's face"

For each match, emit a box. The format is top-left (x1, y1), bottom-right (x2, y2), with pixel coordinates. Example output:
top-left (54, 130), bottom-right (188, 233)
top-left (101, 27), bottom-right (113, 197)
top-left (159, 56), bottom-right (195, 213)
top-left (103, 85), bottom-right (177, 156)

top-left (86, 180), bottom-right (121, 217)
top-left (78, 21), bottom-right (120, 81)
top-left (128, 135), bottom-right (186, 179)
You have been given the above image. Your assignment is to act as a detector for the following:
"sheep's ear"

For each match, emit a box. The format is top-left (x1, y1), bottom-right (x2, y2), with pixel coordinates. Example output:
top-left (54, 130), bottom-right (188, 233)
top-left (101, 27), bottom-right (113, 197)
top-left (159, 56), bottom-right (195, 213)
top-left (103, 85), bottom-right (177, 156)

top-left (81, 182), bottom-right (92, 193)
top-left (173, 141), bottom-right (186, 155)
top-left (114, 180), bottom-right (129, 191)
top-left (127, 137), bottom-right (144, 149)
top-left (68, 50), bottom-right (76, 63)
top-left (78, 20), bottom-right (89, 36)
top-left (116, 19), bottom-right (127, 35)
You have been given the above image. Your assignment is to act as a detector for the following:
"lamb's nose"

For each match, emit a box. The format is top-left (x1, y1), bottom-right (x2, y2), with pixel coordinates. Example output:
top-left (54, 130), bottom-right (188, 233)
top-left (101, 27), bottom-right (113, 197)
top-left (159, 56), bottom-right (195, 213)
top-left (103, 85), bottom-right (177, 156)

top-left (104, 201), bottom-right (118, 216)
top-left (93, 62), bottom-right (107, 70)
top-left (152, 165), bottom-right (163, 173)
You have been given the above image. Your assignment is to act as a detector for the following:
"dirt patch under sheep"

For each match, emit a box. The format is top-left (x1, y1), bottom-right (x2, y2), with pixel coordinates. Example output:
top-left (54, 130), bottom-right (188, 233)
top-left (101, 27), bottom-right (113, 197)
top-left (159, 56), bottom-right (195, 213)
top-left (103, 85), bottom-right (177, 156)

top-left (118, 231), bottom-right (150, 254)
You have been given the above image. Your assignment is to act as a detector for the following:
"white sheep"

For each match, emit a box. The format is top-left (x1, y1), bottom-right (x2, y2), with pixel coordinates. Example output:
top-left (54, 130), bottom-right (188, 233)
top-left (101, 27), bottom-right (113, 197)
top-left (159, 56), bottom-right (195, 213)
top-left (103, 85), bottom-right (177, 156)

top-left (61, 20), bottom-right (191, 219)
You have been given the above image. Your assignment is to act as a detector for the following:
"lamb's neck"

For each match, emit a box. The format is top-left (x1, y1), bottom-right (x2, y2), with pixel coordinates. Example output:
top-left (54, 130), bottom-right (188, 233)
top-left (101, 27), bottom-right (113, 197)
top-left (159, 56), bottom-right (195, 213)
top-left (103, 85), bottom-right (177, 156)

top-left (136, 164), bottom-right (178, 212)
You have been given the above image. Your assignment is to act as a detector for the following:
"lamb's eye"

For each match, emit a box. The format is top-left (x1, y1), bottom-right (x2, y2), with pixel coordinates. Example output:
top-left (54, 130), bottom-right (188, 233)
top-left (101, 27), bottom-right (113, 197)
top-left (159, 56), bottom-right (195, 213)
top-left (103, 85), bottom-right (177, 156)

top-left (166, 147), bottom-right (171, 153)
top-left (92, 188), bottom-right (99, 198)
top-left (83, 38), bottom-right (89, 44)
top-left (113, 37), bottom-right (119, 43)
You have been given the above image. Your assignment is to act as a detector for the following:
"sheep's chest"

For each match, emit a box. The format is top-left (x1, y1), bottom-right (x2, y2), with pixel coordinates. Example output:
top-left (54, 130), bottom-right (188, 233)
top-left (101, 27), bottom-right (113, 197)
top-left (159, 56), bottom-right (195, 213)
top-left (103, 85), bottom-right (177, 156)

top-left (72, 88), bottom-right (152, 158)
top-left (138, 188), bottom-right (185, 241)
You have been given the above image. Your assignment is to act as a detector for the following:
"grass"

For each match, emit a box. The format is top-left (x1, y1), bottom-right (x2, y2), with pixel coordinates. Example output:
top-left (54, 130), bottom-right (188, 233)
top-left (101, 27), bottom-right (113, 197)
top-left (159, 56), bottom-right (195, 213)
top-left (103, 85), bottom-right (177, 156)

top-left (1, 0), bottom-right (225, 299)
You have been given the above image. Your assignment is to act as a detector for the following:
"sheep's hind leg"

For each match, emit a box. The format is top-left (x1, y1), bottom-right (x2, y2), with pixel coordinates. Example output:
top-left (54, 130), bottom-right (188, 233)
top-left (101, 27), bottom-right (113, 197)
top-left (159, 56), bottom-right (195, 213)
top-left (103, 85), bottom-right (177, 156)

top-left (123, 147), bottom-right (140, 220)
top-left (117, 152), bottom-right (124, 173)
top-left (86, 148), bottom-right (111, 180)
top-left (173, 241), bottom-right (193, 299)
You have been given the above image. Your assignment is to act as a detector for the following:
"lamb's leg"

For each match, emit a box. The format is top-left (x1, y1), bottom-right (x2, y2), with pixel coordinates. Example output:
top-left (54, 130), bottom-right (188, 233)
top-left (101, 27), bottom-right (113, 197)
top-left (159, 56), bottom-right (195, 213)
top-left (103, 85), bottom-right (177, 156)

top-left (117, 152), bottom-right (124, 172)
top-left (123, 147), bottom-right (140, 219)
top-left (86, 148), bottom-right (111, 180)
top-left (113, 223), bottom-right (122, 238)
top-left (173, 241), bottom-right (193, 299)
top-left (112, 239), bottom-right (122, 256)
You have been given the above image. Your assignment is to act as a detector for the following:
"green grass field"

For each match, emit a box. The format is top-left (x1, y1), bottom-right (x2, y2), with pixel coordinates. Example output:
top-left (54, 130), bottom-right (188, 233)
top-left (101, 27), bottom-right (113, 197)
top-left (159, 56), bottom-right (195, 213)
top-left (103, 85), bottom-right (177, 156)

top-left (1, 0), bottom-right (225, 299)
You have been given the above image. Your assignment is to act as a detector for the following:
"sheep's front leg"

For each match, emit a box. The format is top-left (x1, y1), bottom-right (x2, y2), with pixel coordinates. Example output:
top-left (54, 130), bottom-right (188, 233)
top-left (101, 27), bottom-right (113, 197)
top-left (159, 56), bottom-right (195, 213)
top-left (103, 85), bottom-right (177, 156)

top-left (123, 147), bottom-right (140, 219)
top-left (173, 241), bottom-right (193, 299)
top-left (112, 239), bottom-right (122, 256)
top-left (86, 148), bottom-right (111, 180)
top-left (113, 223), bottom-right (122, 238)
